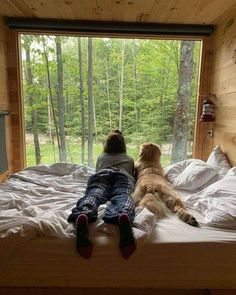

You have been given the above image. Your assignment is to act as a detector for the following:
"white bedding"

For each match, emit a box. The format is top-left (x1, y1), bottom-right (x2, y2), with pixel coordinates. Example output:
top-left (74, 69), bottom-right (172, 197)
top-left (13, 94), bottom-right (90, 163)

top-left (0, 163), bottom-right (235, 247)
top-left (165, 156), bottom-right (236, 230)
top-left (0, 163), bottom-right (156, 247)
top-left (165, 159), bottom-right (218, 191)
top-left (184, 173), bottom-right (236, 229)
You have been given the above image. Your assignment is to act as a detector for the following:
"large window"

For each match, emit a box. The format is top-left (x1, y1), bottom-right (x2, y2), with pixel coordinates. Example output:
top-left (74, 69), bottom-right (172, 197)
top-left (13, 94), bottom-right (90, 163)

top-left (20, 34), bottom-right (201, 168)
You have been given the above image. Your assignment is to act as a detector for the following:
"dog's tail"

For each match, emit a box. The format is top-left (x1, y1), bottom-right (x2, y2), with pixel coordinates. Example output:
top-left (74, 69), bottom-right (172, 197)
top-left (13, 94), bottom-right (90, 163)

top-left (139, 193), bottom-right (166, 218)
top-left (173, 204), bottom-right (199, 227)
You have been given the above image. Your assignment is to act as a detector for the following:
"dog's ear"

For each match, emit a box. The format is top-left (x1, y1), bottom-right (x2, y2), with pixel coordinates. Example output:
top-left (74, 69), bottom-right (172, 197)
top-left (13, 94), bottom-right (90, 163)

top-left (155, 144), bottom-right (161, 156)
top-left (139, 143), bottom-right (152, 161)
top-left (150, 143), bottom-right (162, 159)
top-left (139, 143), bottom-right (149, 159)
top-left (139, 143), bottom-right (161, 161)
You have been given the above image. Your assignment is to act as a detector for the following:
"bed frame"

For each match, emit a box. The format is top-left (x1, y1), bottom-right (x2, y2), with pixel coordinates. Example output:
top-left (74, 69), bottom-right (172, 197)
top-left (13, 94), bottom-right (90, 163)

top-left (0, 236), bottom-right (235, 295)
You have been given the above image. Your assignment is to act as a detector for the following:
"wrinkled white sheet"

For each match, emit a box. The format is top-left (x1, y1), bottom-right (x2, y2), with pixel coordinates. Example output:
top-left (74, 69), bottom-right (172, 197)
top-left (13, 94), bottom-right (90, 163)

top-left (184, 174), bottom-right (236, 229)
top-left (0, 163), bottom-right (156, 248)
top-left (1, 163), bottom-right (235, 249)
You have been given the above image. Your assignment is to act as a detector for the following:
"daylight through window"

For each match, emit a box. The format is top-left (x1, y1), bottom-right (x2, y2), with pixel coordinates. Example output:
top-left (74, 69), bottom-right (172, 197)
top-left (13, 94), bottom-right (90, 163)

top-left (20, 34), bottom-right (202, 168)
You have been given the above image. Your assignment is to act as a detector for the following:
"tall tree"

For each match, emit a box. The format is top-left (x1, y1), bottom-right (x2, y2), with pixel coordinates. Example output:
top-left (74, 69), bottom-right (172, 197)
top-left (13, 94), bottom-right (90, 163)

top-left (88, 37), bottom-right (94, 167)
top-left (119, 40), bottom-right (125, 131)
top-left (171, 41), bottom-right (195, 163)
top-left (23, 36), bottom-right (41, 165)
top-left (55, 36), bottom-right (67, 162)
top-left (105, 56), bottom-right (112, 131)
top-left (132, 40), bottom-right (140, 143)
top-left (41, 37), bottom-right (58, 162)
top-left (78, 37), bottom-right (86, 163)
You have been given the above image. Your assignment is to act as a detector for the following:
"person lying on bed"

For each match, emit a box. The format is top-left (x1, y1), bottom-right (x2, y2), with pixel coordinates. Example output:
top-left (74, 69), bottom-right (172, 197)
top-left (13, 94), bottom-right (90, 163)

top-left (68, 130), bottom-right (136, 259)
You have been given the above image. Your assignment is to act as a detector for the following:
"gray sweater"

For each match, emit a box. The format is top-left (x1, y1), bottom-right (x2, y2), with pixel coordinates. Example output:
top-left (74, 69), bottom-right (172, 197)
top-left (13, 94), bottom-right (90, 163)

top-left (96, 152), bottom-right (135, 183)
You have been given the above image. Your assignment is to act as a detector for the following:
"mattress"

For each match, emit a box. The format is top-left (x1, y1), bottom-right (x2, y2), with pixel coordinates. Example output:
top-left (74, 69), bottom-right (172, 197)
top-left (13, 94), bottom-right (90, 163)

top-left (0, 163), bottom-right (236, 289)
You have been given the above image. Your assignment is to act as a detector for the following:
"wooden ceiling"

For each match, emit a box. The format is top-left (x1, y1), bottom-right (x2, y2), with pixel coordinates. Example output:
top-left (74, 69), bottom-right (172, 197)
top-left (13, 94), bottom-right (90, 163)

top-left (0, 0), bottom-right (236, 25)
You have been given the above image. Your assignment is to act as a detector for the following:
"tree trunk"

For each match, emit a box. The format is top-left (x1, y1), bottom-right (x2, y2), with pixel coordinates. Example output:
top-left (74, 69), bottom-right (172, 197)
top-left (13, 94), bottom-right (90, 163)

top-left (132, 40), bottom-right (140, 142)
top-left (87, 37), bottom-right (94, 167)
top-left (24, 38), bottom-right (41, 165)
top-left (78, 37), bottom-right (85, 163)
top-left (42, 38), bottom-right (59, 162)
top-left (171, 41), bottom-right (195, 163)
top-left (47, 95), bottom-right (56, 162)
top-left (93, 96), bottom-right (97, 143)
top-left (119, 40), bottom-right (125, 131)
top-left (105, 57), bottom-right (112, 131)
top-left (56, 36), bottom-right (67, 162)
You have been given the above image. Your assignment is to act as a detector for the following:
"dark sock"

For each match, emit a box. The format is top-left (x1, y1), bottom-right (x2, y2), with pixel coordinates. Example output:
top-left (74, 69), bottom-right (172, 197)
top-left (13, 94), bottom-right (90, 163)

top-left (118, 213), bottom-right (136, 259)
top-left (76, 214), bottom-right (93, 259)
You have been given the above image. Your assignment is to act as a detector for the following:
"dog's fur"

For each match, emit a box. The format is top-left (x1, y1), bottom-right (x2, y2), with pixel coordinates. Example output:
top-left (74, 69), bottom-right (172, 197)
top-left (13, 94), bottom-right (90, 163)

top-left (132, 143), bottom-right (199, 227)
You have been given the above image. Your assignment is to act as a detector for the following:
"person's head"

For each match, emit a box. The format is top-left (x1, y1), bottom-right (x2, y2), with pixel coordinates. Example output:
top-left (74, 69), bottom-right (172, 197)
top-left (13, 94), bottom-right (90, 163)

top-left (103, 130), bottom-right (126, 154)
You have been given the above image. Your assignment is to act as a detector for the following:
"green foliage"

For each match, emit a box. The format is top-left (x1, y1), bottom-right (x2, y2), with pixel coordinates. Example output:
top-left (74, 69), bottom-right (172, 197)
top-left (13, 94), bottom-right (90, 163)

top-left (26, 141), bottom-right (171, 168)
top-left (20, 34), bottom-right (201, 166)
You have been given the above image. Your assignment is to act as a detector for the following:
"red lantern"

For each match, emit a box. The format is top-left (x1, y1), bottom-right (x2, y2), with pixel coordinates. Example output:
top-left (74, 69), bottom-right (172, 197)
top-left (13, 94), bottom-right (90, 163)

top-left (200, 99), bottom-right (215, 122)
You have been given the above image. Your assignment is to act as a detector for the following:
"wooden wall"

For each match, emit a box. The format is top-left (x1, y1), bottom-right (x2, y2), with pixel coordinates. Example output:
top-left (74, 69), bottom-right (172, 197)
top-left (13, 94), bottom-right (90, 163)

top-left (193, 37), bottom-right (214, 161)
top-left (0, 16), bottom-right (12, 182)
top-left (0, 15), bottom-right (24, 183)
top-left (6, 25), bottom-right (25, 174)
top-left (210, 4), bottom-right (236, 166)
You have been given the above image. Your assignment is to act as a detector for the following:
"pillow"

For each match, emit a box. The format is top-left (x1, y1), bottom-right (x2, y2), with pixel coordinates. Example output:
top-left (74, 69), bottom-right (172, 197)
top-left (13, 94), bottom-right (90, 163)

top-left (206, 145), bottom-right (231, 179)
top-left (226, 166), bottom-right (236, 177)
top-left (165, 159), bottom-right (195, 183)
top-left (165, 159), bottom-right (218, 191)
top-left (184, 175), bottom-right (236, 229)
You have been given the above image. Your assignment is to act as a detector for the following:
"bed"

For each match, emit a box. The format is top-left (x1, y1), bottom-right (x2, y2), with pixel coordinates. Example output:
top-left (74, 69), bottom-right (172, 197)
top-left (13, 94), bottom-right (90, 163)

top-left (0, 146), bottom-right (236, 295)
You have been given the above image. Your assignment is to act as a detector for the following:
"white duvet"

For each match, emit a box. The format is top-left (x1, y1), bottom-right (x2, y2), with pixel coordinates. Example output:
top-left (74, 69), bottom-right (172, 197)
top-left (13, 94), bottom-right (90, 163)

top-left (0, 163), bottom-right (156, 247)
top-left (184, 173), bottom-right (236, 229)
top-left (1, 163), bottom-right (235, 247)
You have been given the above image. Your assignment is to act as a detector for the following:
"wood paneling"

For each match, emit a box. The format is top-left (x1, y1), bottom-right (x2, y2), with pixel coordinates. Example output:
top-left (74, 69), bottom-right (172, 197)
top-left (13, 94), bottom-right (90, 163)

top-left (0, 0), bottom-right (235, 25)
top-left (193, 37), bottom-right (214, 160)
top-left (0, 17), bottom-right (12, 182)
top-left (6, 30), bottom-right (25, 172)
top-left (0, 288), bottom-right (234, 295)
top-left (210, 4), bottom-right (236, 166)
top-left (0, 288), bottom-right (212, 295)
top-left (0, 15), bottom-right (25, 182)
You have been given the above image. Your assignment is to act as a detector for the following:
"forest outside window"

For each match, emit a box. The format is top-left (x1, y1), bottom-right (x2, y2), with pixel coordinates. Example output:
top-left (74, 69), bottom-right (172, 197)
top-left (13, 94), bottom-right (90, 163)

top-left (20, 34), bottom-right (202, 168)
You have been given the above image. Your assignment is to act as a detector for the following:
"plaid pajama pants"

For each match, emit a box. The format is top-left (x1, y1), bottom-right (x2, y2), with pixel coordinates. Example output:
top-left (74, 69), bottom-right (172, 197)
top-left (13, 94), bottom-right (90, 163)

top-left (68, 169), bottom-right (135, 225)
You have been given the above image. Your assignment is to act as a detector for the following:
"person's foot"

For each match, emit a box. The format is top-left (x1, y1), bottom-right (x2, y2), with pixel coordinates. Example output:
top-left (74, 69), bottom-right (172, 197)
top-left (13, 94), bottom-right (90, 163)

top-left (76, 214), bottom-right (93, 259)
top-left (118, 213), bottom-right (136, 259)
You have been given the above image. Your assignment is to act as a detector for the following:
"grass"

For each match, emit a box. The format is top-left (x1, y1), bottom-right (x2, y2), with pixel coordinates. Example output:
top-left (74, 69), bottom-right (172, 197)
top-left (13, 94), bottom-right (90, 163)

top-left (26, 141), bottom-right (171, 168)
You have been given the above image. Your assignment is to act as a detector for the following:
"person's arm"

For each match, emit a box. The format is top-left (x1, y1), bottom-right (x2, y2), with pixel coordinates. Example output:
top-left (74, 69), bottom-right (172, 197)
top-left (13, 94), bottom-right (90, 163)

top-left (95, 155), bottom-right (101, 172)
top-left (133, 161), bottom-right (139, 181)
top-left (131, 159), bottom-right (135, 177)
top-left (95, 159), bottom-right (99, 172)
top-left (129, 157), bottom-right (137, 181)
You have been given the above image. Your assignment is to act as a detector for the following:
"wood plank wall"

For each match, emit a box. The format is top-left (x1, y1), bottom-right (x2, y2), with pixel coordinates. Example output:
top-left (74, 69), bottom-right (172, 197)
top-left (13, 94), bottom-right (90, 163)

top-left (0, 16), bottom-right (12, 182)
top-left (0, 15), bottom-right (25, 183)
top-left (6, 26), bottom-right (25, 173)
top-left (210, 4), bottom-right (236, 166)
top-left (193, 37), bottom-right (214, 161)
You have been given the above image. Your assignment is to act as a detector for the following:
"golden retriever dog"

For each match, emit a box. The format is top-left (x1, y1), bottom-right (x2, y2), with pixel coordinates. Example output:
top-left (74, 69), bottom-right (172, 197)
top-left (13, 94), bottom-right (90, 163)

top-left (132, 143), bottom-right (199, 227)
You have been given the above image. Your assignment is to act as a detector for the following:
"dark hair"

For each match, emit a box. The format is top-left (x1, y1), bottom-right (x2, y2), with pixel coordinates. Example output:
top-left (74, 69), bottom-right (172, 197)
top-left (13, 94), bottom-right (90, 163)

top-left (103, 130), bottom-right (126, 154)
